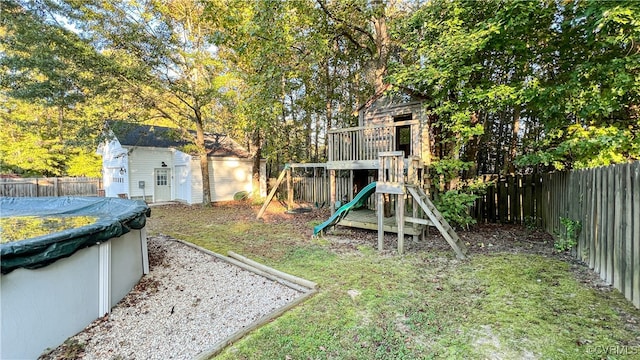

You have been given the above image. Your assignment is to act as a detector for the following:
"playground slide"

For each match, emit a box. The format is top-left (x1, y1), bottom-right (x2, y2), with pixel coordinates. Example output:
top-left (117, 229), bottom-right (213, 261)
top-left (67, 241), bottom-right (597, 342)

top-left (313, 182), bottom-right (377, 236)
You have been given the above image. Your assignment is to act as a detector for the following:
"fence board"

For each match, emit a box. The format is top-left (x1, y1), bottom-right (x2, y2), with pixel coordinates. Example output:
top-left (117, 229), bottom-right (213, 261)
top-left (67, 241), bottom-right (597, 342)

top-left (586, 170), bottom-right (598, 269)
top-left (594, 168), bottom-right (603, 274)
top-left (614, 166), bottom-right (624, 290)
top-left (606, 166), bottom-right (615, 284)
top-left (498, 178), bottom-right (507, 223)
top-left (578, 170), bottom-right (588, 262)
top-left (623, 164), bottom-right (634, 301)
top-left (0, 177), bottom-right (101, 198)
top-left (632, 162), bottom-right (640, 308)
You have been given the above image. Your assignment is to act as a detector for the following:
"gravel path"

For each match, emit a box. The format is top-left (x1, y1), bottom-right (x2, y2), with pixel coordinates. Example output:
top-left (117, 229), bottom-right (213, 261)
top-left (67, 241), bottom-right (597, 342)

top-left (41, 235), bottom-right (306, 359)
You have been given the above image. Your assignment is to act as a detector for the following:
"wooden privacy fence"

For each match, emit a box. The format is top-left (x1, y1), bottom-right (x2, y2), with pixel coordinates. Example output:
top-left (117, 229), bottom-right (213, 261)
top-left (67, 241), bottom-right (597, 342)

top-left (472, 174), bottom-right (544, 225)
top-left (271, 172), bottom-right (346, 207)
top-left (269, 168), bottom-right (375, 208)
top-left (542, 162), bottom-right (640, 308)
top-left (0, 177), bottom-right (102, 197)
top-left (474, 162), bottom-right (640, 307)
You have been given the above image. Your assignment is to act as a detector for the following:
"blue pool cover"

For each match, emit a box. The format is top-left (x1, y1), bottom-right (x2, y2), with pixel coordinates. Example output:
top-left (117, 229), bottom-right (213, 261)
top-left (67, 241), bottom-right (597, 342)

top-left (0, 197), bottom-right (150, 274)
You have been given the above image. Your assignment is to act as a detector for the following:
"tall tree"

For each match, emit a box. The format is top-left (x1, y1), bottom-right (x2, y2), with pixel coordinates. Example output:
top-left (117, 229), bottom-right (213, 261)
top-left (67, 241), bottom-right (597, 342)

top-left (390, 0), bottom-right (639, 179)
top-left (1, 0), bottom-right (112, 176)
top-left (48, 0), bottom-right (236, 203)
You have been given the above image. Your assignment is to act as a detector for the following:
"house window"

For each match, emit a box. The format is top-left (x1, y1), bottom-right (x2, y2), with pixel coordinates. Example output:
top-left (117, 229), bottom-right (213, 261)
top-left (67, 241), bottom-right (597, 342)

top-left (156, 172), bottom-right (168, 186)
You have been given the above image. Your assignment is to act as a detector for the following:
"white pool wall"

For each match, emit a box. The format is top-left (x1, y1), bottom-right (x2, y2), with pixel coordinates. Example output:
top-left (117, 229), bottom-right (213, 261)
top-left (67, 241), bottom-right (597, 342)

top-left (0, 228), bottom-right (148, 359)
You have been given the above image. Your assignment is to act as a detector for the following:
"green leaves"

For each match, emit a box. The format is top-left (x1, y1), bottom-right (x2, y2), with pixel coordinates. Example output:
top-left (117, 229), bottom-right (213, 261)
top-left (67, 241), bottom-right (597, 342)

top-left (516, 124), bottom-right (639, 170)
top-left (389, 0), bottom-right (640, 174)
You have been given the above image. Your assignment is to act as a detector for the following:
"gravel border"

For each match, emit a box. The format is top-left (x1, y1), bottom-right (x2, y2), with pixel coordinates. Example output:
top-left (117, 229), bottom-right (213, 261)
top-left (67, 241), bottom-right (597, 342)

top-left (40, 235), bottom-right (311, 359)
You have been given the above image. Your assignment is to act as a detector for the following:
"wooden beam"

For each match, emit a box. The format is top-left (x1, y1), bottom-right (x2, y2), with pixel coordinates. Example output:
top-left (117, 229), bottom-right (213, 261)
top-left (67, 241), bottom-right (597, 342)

top-left (397, 194), bottom-right (405, 254)
top-left (405, 216), bottom-right (433, 226)
top-left (326, 160), bottom-right (379, 170)
top-left (330, 169), bottom-right (336, 215)
top-left (289, 163), bottom-right (328, 168)
top-left (256, 165), bottom-right (289, 219)
top-left (377, 192), bottom-right (384, 251)
top-left (286, 168), bottom-right (293, 210)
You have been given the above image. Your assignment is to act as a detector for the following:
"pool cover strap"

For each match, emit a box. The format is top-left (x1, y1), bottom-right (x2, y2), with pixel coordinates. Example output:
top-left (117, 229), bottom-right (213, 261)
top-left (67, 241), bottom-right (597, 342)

top-left (0, 197), bottom-right (150, 274)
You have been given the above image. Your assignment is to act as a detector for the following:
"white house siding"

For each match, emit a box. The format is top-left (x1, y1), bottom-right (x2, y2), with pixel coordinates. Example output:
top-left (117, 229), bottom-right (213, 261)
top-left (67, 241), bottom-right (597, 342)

top-left (190, 157), bottom-right (204, 204)
top-left (125, 147), bottom-right (174, 202)
top-left (173, 151), bottom-right (192, 203)
top-left (97, 138), bottom-right (129, 198)
top-left (208, 158), bottom-right (253, 202)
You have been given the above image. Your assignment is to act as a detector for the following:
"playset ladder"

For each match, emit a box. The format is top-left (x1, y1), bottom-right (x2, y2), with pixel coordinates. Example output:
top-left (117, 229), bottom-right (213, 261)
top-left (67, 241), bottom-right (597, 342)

top-left (406, 185), bottom-right (468, 259)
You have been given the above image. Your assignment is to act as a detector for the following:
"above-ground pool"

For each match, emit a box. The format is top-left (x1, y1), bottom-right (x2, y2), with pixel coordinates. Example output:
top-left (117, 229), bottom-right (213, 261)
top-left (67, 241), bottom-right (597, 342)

top-left (0, 197), bottom-right (151, 359)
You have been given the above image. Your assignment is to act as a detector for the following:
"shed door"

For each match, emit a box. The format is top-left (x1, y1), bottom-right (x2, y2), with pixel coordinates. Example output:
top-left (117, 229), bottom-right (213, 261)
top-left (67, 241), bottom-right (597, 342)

top-left (154, 168), bottom-right (172, 202)
top-left (174, 165), bottom-right (190, 202)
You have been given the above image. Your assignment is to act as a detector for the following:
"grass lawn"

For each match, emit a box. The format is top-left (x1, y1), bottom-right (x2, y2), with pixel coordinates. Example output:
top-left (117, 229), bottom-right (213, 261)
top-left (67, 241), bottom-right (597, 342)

top-left (146, 201), bottom-right (640, 359)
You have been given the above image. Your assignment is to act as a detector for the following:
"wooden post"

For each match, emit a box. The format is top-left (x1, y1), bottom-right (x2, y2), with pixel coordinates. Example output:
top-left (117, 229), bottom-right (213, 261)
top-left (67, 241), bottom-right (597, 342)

top-left (397, 193), bottom-right (405, 254)
top-left (349, 170), bottom-right (354, 201)
top-left (377, 191), bottom-right (384, 251)
top-left (330, 169), bottom-right (336, 215)
top-left (286, 168), bottom-right (293, 210)
top-left (412, 194), bottom-right (419, 243)
top-left (256, 165), bottom-right (289, 219)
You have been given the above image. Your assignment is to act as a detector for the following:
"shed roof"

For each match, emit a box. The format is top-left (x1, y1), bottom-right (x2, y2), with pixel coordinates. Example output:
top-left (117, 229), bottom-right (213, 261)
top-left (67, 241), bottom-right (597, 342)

top-left (107, 122), bottom-right (251, 158)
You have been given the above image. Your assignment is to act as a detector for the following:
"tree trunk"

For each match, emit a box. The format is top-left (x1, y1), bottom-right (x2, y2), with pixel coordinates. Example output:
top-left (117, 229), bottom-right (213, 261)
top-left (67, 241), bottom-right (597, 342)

top-left (252, 130), bottom-right (262, 196)
top-left (194, 113), bottom-right (211, 205)
top-left (324, 59), bottom-right (333, 160)
top-left (372, 1), bottom-right (389, 93)
top-left (313, 113), bottom-right (319, 161)
top-left (58, 105), bottom-right (64, 142)
top-left (464, 111), bottom-right (483, 179)
top-left (503, 105), bottom-right (521, 174)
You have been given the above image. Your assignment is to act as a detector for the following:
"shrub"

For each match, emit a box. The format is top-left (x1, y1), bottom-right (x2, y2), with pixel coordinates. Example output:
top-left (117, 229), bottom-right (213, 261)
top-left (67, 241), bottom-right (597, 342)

top-left (554, 217), bottom-right (581, 252)
top-left (433, 190), bottom-right (479, 229)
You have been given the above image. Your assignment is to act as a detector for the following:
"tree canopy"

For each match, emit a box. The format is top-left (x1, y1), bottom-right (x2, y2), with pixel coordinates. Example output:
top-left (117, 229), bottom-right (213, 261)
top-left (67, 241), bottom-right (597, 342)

top-left (2, 0), bottom-right (638, 190)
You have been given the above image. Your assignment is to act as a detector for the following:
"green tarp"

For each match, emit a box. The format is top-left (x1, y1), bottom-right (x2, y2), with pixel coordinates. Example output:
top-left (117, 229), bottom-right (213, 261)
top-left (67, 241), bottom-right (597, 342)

top-left (0, 197), bottom-right (150, 274)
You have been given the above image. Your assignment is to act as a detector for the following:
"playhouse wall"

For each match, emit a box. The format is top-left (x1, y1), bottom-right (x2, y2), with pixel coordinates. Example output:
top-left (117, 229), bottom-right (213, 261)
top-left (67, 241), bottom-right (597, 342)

top-left (359, 95), bottom-right (430, 162)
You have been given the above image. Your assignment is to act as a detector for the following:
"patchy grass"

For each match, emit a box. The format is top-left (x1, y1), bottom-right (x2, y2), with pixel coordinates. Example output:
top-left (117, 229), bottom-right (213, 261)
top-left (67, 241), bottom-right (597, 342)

top-left (146, 202), bottom-right (313, 261)
top-left (146, 202), bottom-right (640, 359)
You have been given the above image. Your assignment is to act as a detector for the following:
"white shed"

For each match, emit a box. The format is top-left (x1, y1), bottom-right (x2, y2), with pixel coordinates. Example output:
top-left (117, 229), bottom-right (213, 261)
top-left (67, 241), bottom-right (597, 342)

top-left (97, 122), bottom-right (265, 204)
